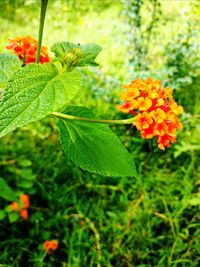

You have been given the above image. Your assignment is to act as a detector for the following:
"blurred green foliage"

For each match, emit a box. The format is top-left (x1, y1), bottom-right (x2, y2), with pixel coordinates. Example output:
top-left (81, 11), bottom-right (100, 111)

top-left (0, 0), bottom-right (200, 266)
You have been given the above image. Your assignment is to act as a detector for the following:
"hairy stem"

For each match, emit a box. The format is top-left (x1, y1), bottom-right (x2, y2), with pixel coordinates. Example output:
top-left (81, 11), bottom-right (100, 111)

top-left (51, 112), bottom-right (135, 125)
top-left (36, 0), bottom-right (49, 63)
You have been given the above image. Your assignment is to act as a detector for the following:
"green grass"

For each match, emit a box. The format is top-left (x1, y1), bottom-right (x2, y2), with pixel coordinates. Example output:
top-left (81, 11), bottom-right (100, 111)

top-left (0, 116), bottom-right (199, 266)
top-left (0, 0), bottom-right (200, 266)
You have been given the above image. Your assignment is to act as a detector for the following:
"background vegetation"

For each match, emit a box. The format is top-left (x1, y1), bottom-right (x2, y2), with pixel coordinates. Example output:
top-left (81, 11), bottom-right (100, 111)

top-left (0, 0), bottom-right (200, 266)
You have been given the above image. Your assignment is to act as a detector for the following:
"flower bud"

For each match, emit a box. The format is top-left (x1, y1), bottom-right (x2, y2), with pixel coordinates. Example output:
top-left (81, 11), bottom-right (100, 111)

top-left (72, 48), bottom-right (84, 58)
top-left (63, 52), bottom-right (77, 65)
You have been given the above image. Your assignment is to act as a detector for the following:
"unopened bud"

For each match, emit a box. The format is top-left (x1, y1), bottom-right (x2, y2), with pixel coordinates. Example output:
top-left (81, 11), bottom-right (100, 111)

top-left (72, 48), bottom-right (84, 58)
top-left (63, 52), bottom-right (77, 65)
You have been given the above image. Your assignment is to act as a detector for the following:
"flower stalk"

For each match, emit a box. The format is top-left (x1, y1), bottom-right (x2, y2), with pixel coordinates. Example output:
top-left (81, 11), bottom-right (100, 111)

top-left (51, 112), bottom-right (135, 125)
top-left (36, 0), bottom-right (49, 63)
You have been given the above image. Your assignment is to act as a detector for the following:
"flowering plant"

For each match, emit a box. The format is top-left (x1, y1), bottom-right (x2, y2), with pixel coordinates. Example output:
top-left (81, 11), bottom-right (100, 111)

top-left (6, 36), bottom-right (51, 64)
top-left (0, 0), bottom-right (183, 179)
top-left (10, 193), bottom-right (30, 220)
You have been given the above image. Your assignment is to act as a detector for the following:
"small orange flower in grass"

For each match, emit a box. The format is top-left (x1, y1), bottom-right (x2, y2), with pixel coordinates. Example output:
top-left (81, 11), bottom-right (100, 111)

top-left (6, 36), bottom-right (51, 65)
top-left (117, 78), bottom-right (183, 150)
top-left (20, 209), bottom-right (28, 220)
top-left (10, 201), bottom-right (20, 212)
top-left (10, 194), bottom-right (30, 220)
top-left (43, 240), bottom-right (59, 254)
top-left (20, 193), bottom-right (30, 209)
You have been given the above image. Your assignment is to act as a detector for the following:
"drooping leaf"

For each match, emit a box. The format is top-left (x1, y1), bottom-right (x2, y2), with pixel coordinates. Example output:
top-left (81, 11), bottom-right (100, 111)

top-left (0, 53), bottom-right (21, 88)
top-left (51, 42), bottom-right (102, 67)
top-left (57, 106), bottom-right (136, 177)
top-left (0, 63), bottom-right (82, 138)
top-left (0, 178), bottom-right (18, 201)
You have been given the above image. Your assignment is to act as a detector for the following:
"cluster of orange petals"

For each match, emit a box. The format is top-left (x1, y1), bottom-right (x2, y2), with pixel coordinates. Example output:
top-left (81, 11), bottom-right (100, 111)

top-left (10, 194), bottom-right (30, 220)
top-left (6, 36), bottom-right (51, 64)
top-left (117, 78), bottom-right (183, 150)
top-left (43, 240), bottom-right (59, 254)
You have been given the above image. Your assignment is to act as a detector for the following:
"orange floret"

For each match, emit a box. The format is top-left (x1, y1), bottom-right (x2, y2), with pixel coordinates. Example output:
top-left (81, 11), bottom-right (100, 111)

top-left (51, 240), bottom-right (59, 250)
top-left (10, 202), bottom-right (20, 212)
top-left (43, 241), bottom-right (51, 251)
top-left (117, 78), bottom-right (183, 150)
top-left (137, 97), bottom-right (152, 111)
top-left (20, 194), bottom-right (30, 209)
top-left (133, 112), bottom-right (153, 130)
top-left (150, 108), bottom-right (166, 124)
top-left (20, 209), bottom-right (28, 220)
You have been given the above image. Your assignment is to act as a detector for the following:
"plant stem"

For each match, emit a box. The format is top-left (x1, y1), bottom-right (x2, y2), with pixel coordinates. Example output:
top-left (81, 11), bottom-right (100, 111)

top-left (36, 0), bottom-right (49, 63)
top-left (51, 112), bottom-right (135, 125)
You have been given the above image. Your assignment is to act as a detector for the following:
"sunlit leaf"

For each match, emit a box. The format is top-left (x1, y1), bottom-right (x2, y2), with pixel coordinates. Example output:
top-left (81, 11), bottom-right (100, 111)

top-left (0, 63), bottom-right (82, 138)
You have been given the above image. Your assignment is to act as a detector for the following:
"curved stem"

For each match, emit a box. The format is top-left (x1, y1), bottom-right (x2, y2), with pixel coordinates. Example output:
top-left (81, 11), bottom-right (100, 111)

top-left (51, 112), bottom-right (135, 124)
top-left (36, 0), bottom-right (49, 63)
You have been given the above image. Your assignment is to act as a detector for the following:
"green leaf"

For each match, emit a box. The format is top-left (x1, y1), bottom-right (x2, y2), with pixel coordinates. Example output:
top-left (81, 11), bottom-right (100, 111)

top-left (0, 178), bottom-right (18, 201)
top-left (4, 205), bottom-right (12, 213)
top-left (0, 210), bottom-right (6, 220)
top-left (57, 106), bottom-right (136, 177)
top-left (19, 168), bottom-right (36, 180)
top-left (19, 180), bottom-right (34, 189)
top-left (51, 42), bottom-right (102, 67)
top-left (0, 53), bottom-right (21, 88)
top-left (0, 63), bottom-right (82, 138)
top-left (8, 212), bottom-right (19, 223)
top-left (18, 159), bottom-right (32, 167)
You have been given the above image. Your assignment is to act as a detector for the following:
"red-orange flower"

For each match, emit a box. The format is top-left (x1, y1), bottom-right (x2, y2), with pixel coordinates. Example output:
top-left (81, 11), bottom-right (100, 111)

top-left (43, 240), bottom-right (59, 254)
top-left (117, 78), bottom-right (183, 150)
top-left (20, 209), bottom-right (28, 220)
top-left (6, 36), bottom-right (51, 65)
top-left (20, 194), bottom-right (30, 209)
top-left (10, 193), bottom-right (30, 220)
top-left (10, 202), bottom-right (20, 212)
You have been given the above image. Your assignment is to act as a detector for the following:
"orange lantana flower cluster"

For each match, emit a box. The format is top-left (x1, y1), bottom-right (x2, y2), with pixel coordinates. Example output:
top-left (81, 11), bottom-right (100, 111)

top-left (10, 194), bottom-right (30, 220)
top-left (43, 240), bottom-right (59, 254)
top-left (117, 78), bottom-right (183, 150)
top-left (6, 36), bottom-right (51, 64)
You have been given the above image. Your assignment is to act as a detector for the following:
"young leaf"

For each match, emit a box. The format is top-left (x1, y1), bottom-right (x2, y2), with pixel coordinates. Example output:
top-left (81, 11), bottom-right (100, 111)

top-left (57, 106), bottom-right (136, 177)
top-left (0, 63), bottom-right (82, 138)
top-left (51, 42), bottom-right (102, 67)
top-left (0, 178), bottom-right (18, 201)
top-left (0, 53), bottom-right (21, 88)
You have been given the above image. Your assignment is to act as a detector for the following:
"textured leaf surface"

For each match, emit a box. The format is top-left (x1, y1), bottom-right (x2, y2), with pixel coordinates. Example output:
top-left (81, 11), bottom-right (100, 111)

top-left (0, 63), bottom-right (82, 138)
top-left (0, 53), bottom-right (21, 87)
top-left (57, 106), bottom-right (136, 177)
top-left (51, 42), bottom-right (102, 67)
top-left (0, 178), bottom-right (18, 201)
